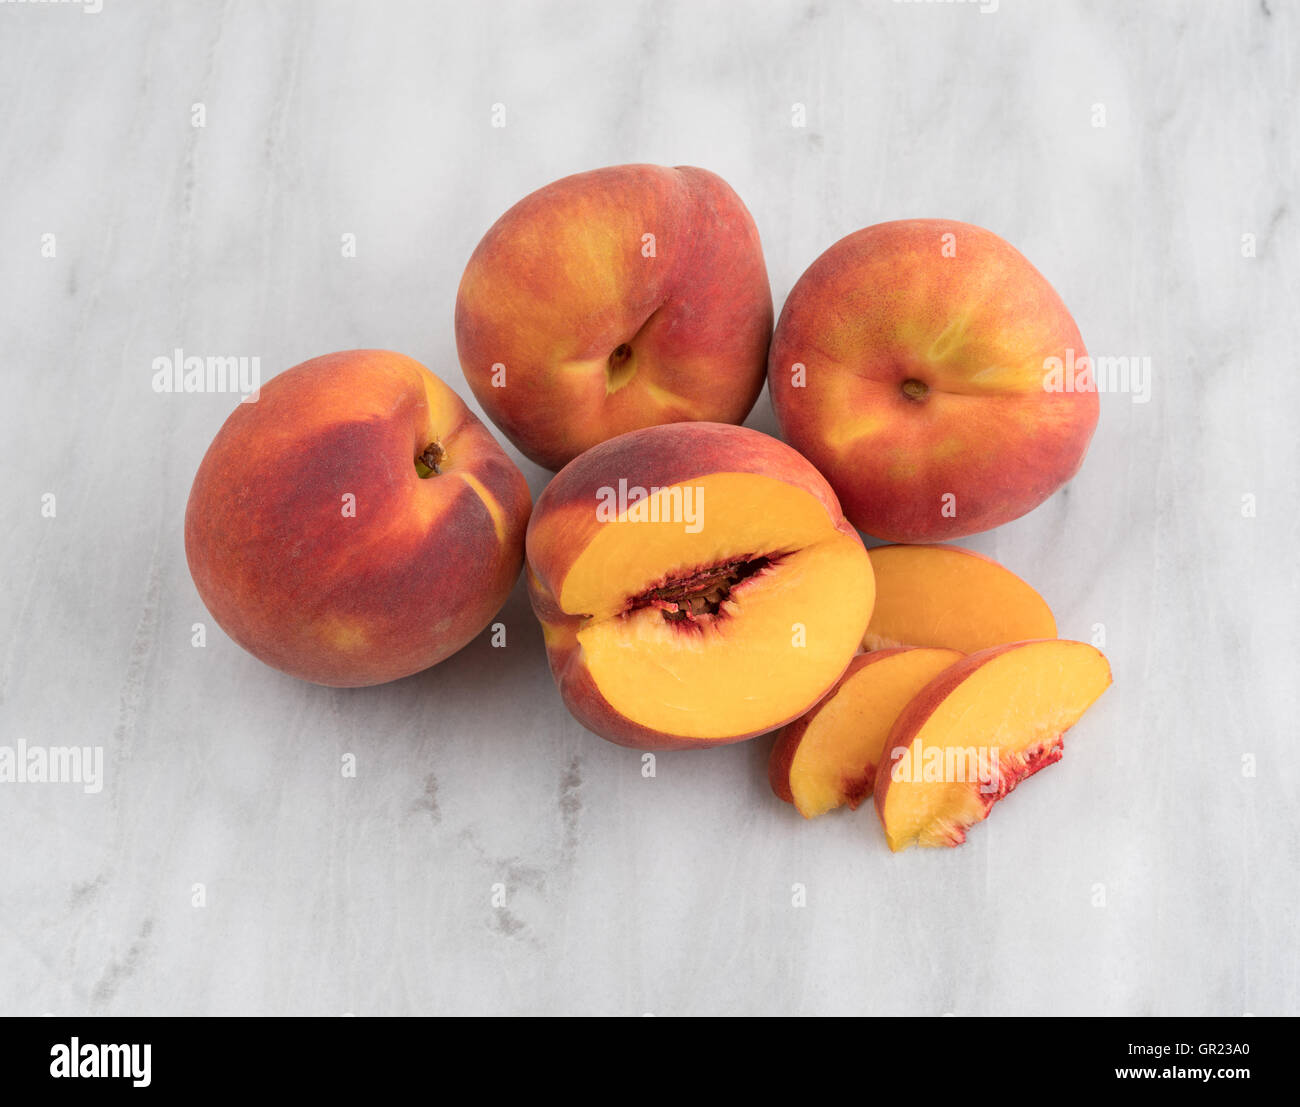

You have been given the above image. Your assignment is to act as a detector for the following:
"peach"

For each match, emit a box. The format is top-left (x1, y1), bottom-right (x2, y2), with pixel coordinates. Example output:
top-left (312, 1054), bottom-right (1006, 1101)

top-left (455, 164), bottom-right (772, 470)
top-left (864, 544), bottom-right (1056, 653)
top-left (184, 350), bottom-right (531, 687)
top-left (526, 422), bottom-right (875, 749)
top-left (874, 639), bottom-right (1112, 850)
top-left (769, 219), bottom-right (1098, 541)
top-left (769, 647), bottom-right (964, 818)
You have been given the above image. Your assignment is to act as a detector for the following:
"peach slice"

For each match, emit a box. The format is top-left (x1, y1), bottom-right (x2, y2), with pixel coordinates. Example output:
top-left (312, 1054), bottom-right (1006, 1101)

top-left (875, 639), bottom-right (1111, 851)
top-left (527, 422), bottom-right (875, 749)
top-left (864, 544), bottom-right (1056, 653)
top-left (769, 647), bottom-right (964, 817)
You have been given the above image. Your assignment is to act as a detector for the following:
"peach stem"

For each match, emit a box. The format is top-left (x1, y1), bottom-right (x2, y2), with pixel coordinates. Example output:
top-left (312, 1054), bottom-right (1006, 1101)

top-left (417, 441), bottom-right (445, 477)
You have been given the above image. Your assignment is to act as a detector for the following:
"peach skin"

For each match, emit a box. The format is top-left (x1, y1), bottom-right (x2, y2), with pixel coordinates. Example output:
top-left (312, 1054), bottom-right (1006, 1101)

top-left (456, 164), bottom-right (772, 470)
top-left (184, 350), bottom-right (532, 686)
top-left (769, 219), bottom-right (1097, 541)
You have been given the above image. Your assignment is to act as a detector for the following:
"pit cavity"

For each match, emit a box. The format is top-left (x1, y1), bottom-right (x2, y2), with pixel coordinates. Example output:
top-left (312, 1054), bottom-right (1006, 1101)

top-left (627, 554), bottom-right (775, 624)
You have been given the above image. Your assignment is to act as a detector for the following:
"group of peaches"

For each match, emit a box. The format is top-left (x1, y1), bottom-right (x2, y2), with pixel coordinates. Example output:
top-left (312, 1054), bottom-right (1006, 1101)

top-left (185, 164), bottom-right (1111, 852)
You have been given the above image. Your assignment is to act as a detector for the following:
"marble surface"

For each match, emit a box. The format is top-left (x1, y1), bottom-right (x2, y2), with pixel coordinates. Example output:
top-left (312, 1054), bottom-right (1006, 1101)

top-left (1, 0), bottom-right (1296, 1016)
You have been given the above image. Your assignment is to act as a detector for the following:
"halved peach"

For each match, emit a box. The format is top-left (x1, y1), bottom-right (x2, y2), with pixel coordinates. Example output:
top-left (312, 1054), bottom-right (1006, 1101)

top-left (527, 422), bottom-right (875, 749)
top-left (864, 544), bottom-right (1056, 653)
top-left (769, 647), bottom-right (964, 817)
top-left (875, 639), bottom-right (1111, 851)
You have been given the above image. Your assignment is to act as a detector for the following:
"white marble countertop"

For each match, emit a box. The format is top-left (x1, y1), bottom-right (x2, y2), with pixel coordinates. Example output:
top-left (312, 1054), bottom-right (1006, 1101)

top-left (1, 0), bottom-right (1295, 1016)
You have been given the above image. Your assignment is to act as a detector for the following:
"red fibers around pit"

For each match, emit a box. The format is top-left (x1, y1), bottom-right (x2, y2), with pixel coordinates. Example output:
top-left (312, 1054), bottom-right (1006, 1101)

top-left (979, 738), bottom-right (1065, 815)
top-left (627, 554), bottom-right (775, 625)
